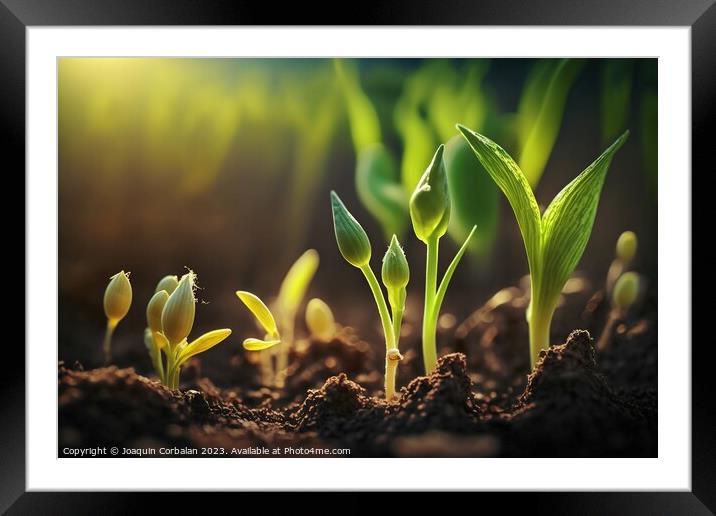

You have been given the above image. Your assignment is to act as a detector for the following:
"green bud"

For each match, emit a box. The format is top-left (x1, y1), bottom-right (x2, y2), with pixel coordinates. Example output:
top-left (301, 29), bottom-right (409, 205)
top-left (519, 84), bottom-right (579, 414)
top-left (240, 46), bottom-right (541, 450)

top-left (409, 145), bottom-right (450, 243)
top-left (381, 235), bottom-right (409, 290)
top-left (155, 275), bottom-right (179, 295)
top-left (103, 271), bottom-right (132, 325)
top-left (616, 231), bottom-right (637, 263)
top-left (331, 191), bottom-right (372, 267)
top-left (146, 290), bottom-right (169, 334)
top-left (161, 271), bottom-right (196, 344)
top-left (613, 272), bottom-right (640, 310)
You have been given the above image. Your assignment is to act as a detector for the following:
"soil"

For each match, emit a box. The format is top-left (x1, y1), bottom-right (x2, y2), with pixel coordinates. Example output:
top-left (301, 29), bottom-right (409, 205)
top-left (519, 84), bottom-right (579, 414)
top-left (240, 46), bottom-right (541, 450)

top-left (58, 281), bottom-right (657, 458)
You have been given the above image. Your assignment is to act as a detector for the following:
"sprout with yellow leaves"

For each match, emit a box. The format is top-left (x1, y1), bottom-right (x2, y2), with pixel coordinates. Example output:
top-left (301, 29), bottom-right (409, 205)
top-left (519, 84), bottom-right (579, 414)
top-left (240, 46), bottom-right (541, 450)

top-left (236, 290), bottom-right (282, 386)
top-left (102, 271), bottom-right (133, 363)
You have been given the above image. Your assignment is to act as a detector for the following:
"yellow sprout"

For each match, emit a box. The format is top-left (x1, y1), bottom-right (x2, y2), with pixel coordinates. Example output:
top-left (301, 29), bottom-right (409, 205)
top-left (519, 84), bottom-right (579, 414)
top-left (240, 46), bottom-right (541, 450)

top-left (305, 298), bottom-right (336, 342)
top-left (161, 272), bottom-right (196, 345)
top-left (155, 274), bottom-right (179, 295)
top-left (616, 231), bottom-right (638, 264)
top-left (102, 270), bottom-right (132, 363)
top-left (613, 272), bottom-right (640, 311)
top-left (146, 290), bottom-right (169, 334)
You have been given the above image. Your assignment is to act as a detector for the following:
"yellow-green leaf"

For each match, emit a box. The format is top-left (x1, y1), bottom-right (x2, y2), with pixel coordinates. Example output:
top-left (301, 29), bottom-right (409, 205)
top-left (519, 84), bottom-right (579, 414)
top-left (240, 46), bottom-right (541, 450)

top-left (177, 329), bottom-right (232, 366)
top-left (277, 249), bottom-right (319, 318)
top-left (236, 291), bottom-right (278, 335)
top-left (243, 338), bottom-right (281, 351)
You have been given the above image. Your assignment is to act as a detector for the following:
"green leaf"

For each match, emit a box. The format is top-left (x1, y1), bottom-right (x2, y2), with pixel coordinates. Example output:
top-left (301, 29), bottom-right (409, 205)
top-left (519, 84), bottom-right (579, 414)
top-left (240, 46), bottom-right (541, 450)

top-left (334, 59), bottom-right (381, 152)
top-left (601, 60), bottom-right (633, 144)
top-left (355, 144), bottom-right (408, 240)
top-left (444, 134), bottom-right (499, 260)
top-left (243, 338), bottom-right (281, 351)
top-left (431, 225), bottom-right (477, 321)
top-left (236, 291), bottom-right (278, 336)
top-left (457, 125), bottom-right (542, 277)
top-left (276, 249), bottom-right (319, 318)
top-left (518, 59), bottom-right (584, 186)
top-left (176, 329), bottom-right (232, 366)
top-left (539, 131), bottom-right (629, 308)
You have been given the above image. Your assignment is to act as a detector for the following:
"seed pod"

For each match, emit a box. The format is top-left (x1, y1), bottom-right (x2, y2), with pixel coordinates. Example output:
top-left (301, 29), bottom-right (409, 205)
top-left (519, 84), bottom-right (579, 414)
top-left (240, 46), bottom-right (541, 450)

top-left (305, 298), bottom-right (336, 341)
top-left (161, 272), bottom-right (196, 344)
top-left (331, 191), bottom-right (371, 267)
top-left (381, 235), bottom-right (409, 290)
top-left (409, 145), bottom-right (451, 243)
top-left (103, 271), bottom-right (132, 325)
top-left (616, 231), bottom-right (637, 263)
top-left (613, 271), bottom-right (640, 310)
top-left (155, 275), bottom-right (179, 295)
top-left (146, 290), bottom-right (169, 333)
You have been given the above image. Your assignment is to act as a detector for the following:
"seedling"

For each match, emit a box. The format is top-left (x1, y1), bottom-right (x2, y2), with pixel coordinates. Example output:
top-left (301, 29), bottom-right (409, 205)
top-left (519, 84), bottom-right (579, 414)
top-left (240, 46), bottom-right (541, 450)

top-left (102, 271), bottom-right (132, 364)
top-left (237, 290), bottom-right (282, 386)
top-left (606, 231), bottom-right (638, 295)
top-left (459, 125), bottom-right (628, 368)
top-left (331, 191), bottom-right (408, 400)
top-left (305, 298), bottom-right (336, 342)
top-left (596, 271), bottom-right (641, 352)
top-left (146, 271), bottom-right (231, 389)
top-left (409, 145), bottom-right (477, 373)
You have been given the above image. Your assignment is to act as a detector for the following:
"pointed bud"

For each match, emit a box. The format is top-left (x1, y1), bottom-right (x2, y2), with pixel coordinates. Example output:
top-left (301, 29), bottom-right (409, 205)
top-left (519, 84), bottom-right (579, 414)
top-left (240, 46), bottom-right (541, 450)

top-left (146, 290), bottom-right (169, 334)
top-left (616, 231), bottom-right (637, 263)
top-left (161, 271), bottom-right (196, 344)
top-left (155, 275), bottom-right (179, 295)
top-left (305, 298), bottom-right (336, 342)
top-left (103, 271), bottom-right (132, 325)
top-left (613, 272), bottom-right (640, 310)
top-left (409, 145), bottom-right (450, 243)
top-left (331, 191), bottom-right (371, 267)
top-left (381, 235), bottom-right (409, 290)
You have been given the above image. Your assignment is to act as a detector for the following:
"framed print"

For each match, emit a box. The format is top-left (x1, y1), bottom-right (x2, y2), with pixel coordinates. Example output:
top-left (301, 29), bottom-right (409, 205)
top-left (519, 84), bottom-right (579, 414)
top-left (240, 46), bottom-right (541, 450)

top-left (4, 0), bottom-right (713, 511)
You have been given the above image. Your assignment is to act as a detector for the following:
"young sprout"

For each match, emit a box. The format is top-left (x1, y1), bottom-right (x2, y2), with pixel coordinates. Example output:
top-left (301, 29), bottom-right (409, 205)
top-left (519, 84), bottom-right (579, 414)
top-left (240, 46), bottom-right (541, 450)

top-left (597, 271), bottom-right (641, 351)
top-left (409, 146), bottom-right (477, 373)
top-left (305, 298), bottom-right (336, 342)
top-left (102, 271), bottom-right (132, 364)
top-left (149, 271), bottom-right (231, 389)
top-left (331, 191), bottom-right (407, 400)
top-left (236, 291), bottom-right (282, 386)
top-left (459, 125), bottom-right (628, 368)
top-left (606, 230), bottom-right (638, 295)
top-left (381, 235), bottom-right (409, 392)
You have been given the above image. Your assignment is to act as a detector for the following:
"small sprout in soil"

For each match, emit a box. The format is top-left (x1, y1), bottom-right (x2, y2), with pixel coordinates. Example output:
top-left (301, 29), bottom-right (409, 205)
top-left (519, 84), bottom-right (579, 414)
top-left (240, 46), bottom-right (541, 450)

top-left (273, 249), bottom-right (319, 387)
top-left (149, 271), bottom-right (231, 389)
top-left (305, 298), bottom-right (336, 342)
top-left (102, 271), bottom-right (132, 364)
top-left (597, 271), bottom-right (641, 352)
top-left (409, 145), bottom-right (477, 373)
top-left (236, 290), bottom-right (282, 386)
top-left (331, 191), bottom-right (406, 400)
top-left (382, 234), bottom-right (410, 392)
top-left (606, 230), bottom-right (638, 295)
top-left (459, 125), bottom-right (628, 368)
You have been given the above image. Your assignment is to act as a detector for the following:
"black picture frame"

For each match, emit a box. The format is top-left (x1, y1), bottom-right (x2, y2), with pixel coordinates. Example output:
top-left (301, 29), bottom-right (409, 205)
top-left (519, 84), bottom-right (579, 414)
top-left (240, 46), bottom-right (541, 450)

top-left (3, 0), bottom-right (712, 512)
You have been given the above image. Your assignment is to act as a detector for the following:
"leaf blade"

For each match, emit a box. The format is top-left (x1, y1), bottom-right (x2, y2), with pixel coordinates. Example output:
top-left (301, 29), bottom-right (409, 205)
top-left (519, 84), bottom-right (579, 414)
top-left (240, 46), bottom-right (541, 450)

top-left (236, 291), bottom-right (278, 335)
top-left (276, 249), bottom-right (319, 318)
top-left (177, 329), bottom-right (232, 366)
top-left (243, 338), bottom-right (281, 351)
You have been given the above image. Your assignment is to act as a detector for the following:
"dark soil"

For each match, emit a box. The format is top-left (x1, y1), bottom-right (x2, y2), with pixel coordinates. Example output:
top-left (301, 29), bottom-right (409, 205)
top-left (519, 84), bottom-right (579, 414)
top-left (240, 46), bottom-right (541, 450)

top-left (59, 281), bottom-right (657, 458)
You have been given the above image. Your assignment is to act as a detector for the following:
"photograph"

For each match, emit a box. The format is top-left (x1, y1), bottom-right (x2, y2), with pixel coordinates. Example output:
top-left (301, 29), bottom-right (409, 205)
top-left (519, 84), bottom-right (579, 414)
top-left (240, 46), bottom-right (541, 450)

top-left (56, 56), bottom-right (659, 459)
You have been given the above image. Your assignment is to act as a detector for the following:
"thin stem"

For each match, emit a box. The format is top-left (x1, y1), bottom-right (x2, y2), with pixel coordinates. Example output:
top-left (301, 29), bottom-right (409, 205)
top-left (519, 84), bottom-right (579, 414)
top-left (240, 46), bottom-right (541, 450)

top-left (392, 308), bottom-right (404, 347)
top-left (152, 344), bottom-right (165, 384)
top-left (596, 309), bottom-right (619, 352)
top-left (275, 317), bottom-right (294, 389)
top-left (422, 235), bottom-right (439, 374)
top-left (102, 320), bottom-right (116, 365)
top-left (528, 297), bottom-right (556, 369)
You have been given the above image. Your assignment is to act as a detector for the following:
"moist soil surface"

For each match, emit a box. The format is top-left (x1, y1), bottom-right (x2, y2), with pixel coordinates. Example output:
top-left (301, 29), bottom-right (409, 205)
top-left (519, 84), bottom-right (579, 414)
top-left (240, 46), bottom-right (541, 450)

top-left (59, 282), bottom-right (657, 457)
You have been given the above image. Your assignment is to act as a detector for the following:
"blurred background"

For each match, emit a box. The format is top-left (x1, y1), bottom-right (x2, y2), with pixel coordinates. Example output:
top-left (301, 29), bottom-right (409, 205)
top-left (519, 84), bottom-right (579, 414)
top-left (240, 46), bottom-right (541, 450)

top-left (58, 58), bottom-right (657, 370)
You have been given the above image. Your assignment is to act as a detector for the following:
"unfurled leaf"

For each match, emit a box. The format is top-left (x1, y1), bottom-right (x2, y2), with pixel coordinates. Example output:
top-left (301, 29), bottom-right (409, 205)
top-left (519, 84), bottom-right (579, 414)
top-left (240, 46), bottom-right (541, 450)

top-left (457, 125), bottom-right (542, 275)
top-left (243, 338), bottom-right (281, 351)
top-left (539, 131), bottom-right (629, 307)
top-left (518, 59), bottom-right (584, 186)
top-left (276, 249), bottom-right (319, 317)
top-left (444, 134), bottom-right (499, 260)
top-left (177, 329), bottom-right (232, 366)
top-left (236, 291), bottom-right (278, 336)
top-left (432, 225), bottom-right (477, 321)
top-left (356, 144), bottom-right (407, 240)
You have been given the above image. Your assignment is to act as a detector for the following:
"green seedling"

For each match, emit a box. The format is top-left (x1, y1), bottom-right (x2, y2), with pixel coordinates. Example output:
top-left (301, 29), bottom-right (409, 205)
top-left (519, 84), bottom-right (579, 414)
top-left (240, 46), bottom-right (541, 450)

top-left (606, 231), bottom-right (638, 295)
top-left (237, 290), bottom-right (282, 387)
top-left (305, 298), bottom-right (336, 342)
top-left (331, 191), bottom-right (408, 400)
top-left (459, 125), bottom-right (628, 368)
top-left (102, 271), bottom-right (132, 364)
top-left (409, 146), bottom-right (477, 373)
top-left (597, 271), bottom-right (641, 352)
top-left (147, 271), bottom-right (231, 389)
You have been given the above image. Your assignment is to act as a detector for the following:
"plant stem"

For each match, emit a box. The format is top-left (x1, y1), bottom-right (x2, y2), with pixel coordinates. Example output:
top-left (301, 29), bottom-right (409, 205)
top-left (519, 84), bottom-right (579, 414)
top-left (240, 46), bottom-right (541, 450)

top-left (422, 235), bottom-right (439, 374)
top-left (528, 304), bottom-right (553, 369)
top-left (596, 309), bottom-right (619, 352)
top-left (275, 317), bottom-right (293, 389)
top-left (360, 264), bottom-right (397, 399)
top-left (102, 320), bottom-right (117, 365)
